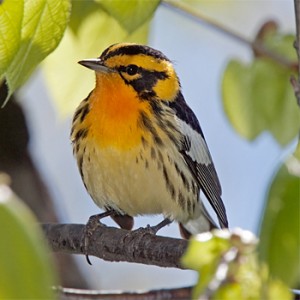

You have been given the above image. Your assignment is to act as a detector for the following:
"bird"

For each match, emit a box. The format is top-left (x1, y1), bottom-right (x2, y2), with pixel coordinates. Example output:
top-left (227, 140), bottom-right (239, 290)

top-left (71, 43), bottom-right (228, 240)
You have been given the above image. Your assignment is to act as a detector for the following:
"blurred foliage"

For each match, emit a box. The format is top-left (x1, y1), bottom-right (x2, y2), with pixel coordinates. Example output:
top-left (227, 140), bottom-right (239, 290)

top-left (97, 0), bottom-right (160, 33)
top-left (42, 0), bottom-right (156, 116)
top-left (0, 1), bottom-right (22, 75)
top-left (0, 0), bottom-right (70, 105)
top-left (222, 30), bottom-right (299, 146)
top-left (182, 229), bottom-right (292, 300)
top-left (0, 1), bottom-right (299, 297)
top-left (0, 175), bottom-right (56, 299)
top-left (259, 151), bottom-right (300, 288)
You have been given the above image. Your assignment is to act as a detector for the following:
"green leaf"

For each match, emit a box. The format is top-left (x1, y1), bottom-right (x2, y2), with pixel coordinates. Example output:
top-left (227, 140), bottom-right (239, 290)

top-left (97, 0), bottom-right (160, 33)
top-left (3, 0), bottom-right (71, 104)
top-left (222, 32), bottom-right (299, 146)
top-left (182, 229), bottom-right (292, 299)
top-left (0, 183), bottom-right (56, 299)
top-left (222, 58), bottom-right (299, 145)
top-left (42, 7), bottom-right (150, 117)
top-left (264, 34), bottom-right (297, 60)
top-left (259, 157), bottom-right (300, 288)
top-left (0, 0), bottom-right (23, 76)
top-left (181, 231), bottom-right (231, 298)
top-left (68, 0), bottom-right (102, 35)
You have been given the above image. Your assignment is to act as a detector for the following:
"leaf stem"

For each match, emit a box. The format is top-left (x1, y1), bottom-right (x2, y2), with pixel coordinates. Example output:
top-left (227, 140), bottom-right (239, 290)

top-left (163, 0), bottom-right (296, 70)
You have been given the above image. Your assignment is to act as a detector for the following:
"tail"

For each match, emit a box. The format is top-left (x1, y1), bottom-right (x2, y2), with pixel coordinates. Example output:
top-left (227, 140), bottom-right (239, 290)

top-left (179, 206), bottom-right (224, 239)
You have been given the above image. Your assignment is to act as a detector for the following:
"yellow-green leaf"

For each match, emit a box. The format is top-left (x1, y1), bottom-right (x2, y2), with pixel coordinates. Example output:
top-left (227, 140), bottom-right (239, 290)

top-left (43, 6), bottom-right (149, 117)
top-left (97, 0), bottom-right (160, 33)
top-left (222, 58), bottom-right (299, 145)
top-left (182, 230), bottom-right (231, 298)
top-left (259, 158), bottom-right (300, 288)
top-left (3, 0), bottom-right (71, 104)
top-left (0, 183), bottom-right (56, 299)
top-left (0, 0), bottom-right (23, 76)
top-left (68, 0), bottom-right (102, 35)
top-left (183, 229), bottom-right (292, 299)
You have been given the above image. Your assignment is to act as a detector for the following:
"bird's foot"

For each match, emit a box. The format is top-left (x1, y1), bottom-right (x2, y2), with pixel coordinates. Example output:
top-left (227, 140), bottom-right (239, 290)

top-left (82, 211), bottom-right (113, 265)
top-left (133, 218), bottom-right (173, 236)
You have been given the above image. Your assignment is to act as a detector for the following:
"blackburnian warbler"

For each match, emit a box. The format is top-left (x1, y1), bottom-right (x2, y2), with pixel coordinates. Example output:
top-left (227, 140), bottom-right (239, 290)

top-left (71, 43), bottom-right (228, 239)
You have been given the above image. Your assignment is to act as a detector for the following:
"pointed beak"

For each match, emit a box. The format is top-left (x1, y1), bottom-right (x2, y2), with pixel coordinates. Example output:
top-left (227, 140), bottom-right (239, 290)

top-left (78, 58), bottom-right (114, 73)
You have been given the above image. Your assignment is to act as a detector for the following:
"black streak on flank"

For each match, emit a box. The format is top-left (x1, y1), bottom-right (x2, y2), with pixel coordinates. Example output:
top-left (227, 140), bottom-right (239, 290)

top-left (75, 128), bottom-right (89, 141)
top-left (150, 147), bottom-right (156, 159)
top-left (175, 162), bottom-right (190, 190)
top-left (78, 155), bottom-right (83, 177)
top-left (71, 93), bottom-right (92, 128)
top-left (157, 150), bottom-right (164, 163)
top-left (156, 150), bottom-right (164, 170)
top-left (178, 191), bottom-right (185, 210)
top-left (162, 165), bottom-right (176, 199)
top-left (75, 143), bottom-right (80, 154)
top-left (80, 104), bottom-right (90, 122)
top-left (186, 199), bottom-right (192, 215)
top-left (139, 111), bottom-right (163, 146)
top-left (162, 165), bottom-right (170, 188)
top-left (150, 100), bottom-right (163, 116)
top-left (141, 136), bottom-right (148, 148)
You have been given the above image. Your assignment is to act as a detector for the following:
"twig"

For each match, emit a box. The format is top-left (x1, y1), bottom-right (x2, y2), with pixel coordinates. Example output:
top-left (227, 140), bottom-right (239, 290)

top-left (200, 247), bottom-right (238, 300)
top-left (291, 0), bottom-right (300, 105)
top-left (54, 285), bottom-right (192, 300)
top-left (42, 223), bottom-right (188, 269)
top-left (163, 0), bottom-right (296, 70)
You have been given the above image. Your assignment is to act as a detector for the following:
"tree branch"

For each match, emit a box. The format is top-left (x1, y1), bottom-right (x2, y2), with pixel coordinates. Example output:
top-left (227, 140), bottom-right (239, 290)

top-left (163, 0), bottom-right (296, 71)
top-left (291, 0), bottom-right (300, 105)
top-left (42, 223), bottom-right (188, 269)
top-left (54, 285), bottom-right (192, 300)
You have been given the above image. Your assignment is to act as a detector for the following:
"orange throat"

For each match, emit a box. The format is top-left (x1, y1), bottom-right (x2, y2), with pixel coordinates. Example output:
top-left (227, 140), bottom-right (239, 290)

top-left (84, 72), bottom-right (150, 150)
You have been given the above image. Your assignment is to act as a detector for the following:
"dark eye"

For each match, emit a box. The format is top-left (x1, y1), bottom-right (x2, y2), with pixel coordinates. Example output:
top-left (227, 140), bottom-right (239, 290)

top-left (126, 64), bottom-right (138, 75)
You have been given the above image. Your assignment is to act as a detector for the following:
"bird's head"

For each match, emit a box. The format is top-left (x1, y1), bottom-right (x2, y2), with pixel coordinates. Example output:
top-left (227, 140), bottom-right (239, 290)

top-left (78, 43), bottom-right (180, 102)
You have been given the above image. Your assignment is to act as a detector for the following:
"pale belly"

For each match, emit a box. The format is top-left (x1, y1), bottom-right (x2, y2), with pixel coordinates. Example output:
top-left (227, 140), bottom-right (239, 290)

top-left (81, 142), bottom-right (199, 223)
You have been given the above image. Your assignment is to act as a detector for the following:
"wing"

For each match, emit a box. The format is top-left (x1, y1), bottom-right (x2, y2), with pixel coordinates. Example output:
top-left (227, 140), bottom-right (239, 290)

top-left (169, 92), bottom-right (228, 228)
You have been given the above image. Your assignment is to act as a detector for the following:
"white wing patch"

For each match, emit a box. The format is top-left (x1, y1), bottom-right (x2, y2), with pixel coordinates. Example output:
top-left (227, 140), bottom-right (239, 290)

top-left (176, 117), bottom-right (212, 166)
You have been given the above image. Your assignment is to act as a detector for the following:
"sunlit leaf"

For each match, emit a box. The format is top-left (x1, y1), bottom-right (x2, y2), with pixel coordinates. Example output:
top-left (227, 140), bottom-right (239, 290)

top-left (182, 229), bottom-right (292, 299)
top-left (182, 231), bottom-right (230, 297)
top-left (0, 182), bottom-right (56, 299)
top-left (42, 7), bottom-right (149, 117)
top-left (259, 157), bottom-right (300, 288)
top-left (3, 0), bottom-right (70, 104)
top-left (222, 58), bottom-right (299, 145)
top-left (0, 0), bottom-right (23, 76)
top-left (97, 0), bottom-right (160, 33)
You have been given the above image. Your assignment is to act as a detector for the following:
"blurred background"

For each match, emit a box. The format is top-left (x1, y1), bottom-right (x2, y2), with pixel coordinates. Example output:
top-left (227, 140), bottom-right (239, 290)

top-left (1, 0), bottom-right (297, 292)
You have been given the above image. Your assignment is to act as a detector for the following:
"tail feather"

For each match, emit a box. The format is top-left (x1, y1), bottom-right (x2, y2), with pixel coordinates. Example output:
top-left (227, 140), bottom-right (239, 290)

top-left (179, 206), bottom-right (219, 239)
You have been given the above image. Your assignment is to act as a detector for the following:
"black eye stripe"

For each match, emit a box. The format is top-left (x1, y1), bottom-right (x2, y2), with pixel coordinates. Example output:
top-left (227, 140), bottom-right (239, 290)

top-left (118, 65), bottom-right (168, 79)
top-left (126, 64), bottom-right (138, 75)
top-left (118, 65), bottom-right (139, 75)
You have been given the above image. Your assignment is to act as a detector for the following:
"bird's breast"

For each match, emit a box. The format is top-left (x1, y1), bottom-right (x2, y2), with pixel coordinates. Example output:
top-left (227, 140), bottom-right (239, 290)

top-left (84, 73), bottom-right (151, 150)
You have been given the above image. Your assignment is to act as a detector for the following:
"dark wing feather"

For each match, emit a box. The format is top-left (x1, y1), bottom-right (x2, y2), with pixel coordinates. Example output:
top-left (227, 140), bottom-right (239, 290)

top-left (169, 92), bottom-right (228, 228)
